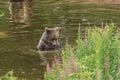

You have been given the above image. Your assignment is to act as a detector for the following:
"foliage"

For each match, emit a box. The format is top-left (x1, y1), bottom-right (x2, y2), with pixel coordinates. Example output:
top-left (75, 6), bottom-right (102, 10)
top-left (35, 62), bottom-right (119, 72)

top-left (45, 23), bottom-right (120, 80)
top-left (76, 23), bottom-right (120, 80)
top-left (0, 13), bottom-right (4, 18)
top-left (0, 70), bottom-right (17, 80)
top-left (45, 44), bottom-right (81, 80)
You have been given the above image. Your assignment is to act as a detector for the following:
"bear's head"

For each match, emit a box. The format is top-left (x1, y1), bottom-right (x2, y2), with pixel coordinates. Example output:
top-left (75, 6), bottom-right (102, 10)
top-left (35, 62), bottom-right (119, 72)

top-left (44, 27), bottom-right (59, 47)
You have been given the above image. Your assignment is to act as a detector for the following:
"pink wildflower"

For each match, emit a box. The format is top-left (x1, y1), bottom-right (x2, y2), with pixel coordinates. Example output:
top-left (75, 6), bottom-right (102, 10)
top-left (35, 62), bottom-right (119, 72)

top-left (96, 68), bottom-right (101, 80)
top-left (104, 62), bottom-right (109, 68)
top-left (70, 58), bottom-right (80, 72)
top-left (70, 58), bottom-right (75, 67)
top-left (66, 68), bottom-right (71, 76)
top-left (104, 57), bottom-right (109, 69)
top-left (46, 63), bottom-right (52, 73)
top-left (59, 74), bottom-right (64, 80)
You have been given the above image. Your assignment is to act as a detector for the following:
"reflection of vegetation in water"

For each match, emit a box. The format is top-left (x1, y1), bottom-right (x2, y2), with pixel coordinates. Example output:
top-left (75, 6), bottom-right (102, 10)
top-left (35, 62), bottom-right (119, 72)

top-left (0, 32), bottom-right (11, 38)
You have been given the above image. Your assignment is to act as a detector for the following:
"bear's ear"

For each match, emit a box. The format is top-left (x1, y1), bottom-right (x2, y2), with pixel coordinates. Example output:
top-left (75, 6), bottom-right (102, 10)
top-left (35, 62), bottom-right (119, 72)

top-left (45, 28), bottom-right (51, 33)
top-left (55, 27), bottom-right (59, 31)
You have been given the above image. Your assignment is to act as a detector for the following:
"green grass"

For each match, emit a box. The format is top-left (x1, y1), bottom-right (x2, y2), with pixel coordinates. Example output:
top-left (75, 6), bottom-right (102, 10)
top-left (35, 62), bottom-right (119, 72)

top-left (76, 23), bottom-right (120, 80)
top-left (45, 23), bottom-right (120, 80)
top-left (0, 70), bottom-right (17, 80)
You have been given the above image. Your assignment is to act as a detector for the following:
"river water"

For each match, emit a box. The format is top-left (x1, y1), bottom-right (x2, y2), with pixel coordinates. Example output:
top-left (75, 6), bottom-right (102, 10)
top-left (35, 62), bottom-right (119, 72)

top-left (0, 0), bottom-right (120, 80)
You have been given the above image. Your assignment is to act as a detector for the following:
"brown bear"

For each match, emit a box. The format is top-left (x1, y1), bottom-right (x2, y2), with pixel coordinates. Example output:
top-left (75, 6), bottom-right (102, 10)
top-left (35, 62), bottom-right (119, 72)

top-left (37, 27), bottom-right (60, 51)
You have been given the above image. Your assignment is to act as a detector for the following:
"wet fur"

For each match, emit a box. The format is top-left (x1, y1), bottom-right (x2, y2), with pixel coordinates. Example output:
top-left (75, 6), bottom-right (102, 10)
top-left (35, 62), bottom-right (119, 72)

top-left (37, 27), bottom-right (60, 51)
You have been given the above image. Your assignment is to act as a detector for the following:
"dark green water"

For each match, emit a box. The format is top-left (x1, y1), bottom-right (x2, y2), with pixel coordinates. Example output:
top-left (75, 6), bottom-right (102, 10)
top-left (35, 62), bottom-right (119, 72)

top-left (0, 0), bottom-right (120, 80)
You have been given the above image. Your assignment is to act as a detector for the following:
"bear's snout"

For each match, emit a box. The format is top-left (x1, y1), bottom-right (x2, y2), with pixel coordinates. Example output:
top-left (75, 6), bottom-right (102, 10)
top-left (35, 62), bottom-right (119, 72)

top-left (53, 45), bottom-right (59, 47)
top-left (52, 40), bottom-right (59, 46)
top-left (53, 45), bottom-right (62, 50)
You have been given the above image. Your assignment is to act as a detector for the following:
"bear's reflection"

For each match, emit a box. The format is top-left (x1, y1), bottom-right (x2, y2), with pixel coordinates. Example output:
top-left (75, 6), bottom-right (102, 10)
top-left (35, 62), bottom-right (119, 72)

top-left (39, 50), bottom-right (62, 67)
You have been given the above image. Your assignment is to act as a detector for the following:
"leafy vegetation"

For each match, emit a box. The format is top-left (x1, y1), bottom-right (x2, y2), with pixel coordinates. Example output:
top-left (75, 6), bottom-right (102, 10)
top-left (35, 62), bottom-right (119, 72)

top-left (45, 23), bottom-right (120, 80)
top-left (0, 70), bottom-right (17, 80)
top-left (0, 13), bottom-right (4, 18)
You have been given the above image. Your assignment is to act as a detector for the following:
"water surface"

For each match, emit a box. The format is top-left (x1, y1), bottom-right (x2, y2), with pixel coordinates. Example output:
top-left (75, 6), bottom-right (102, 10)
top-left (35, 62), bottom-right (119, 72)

top-left (0, 0), bottom-right (120, 79)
